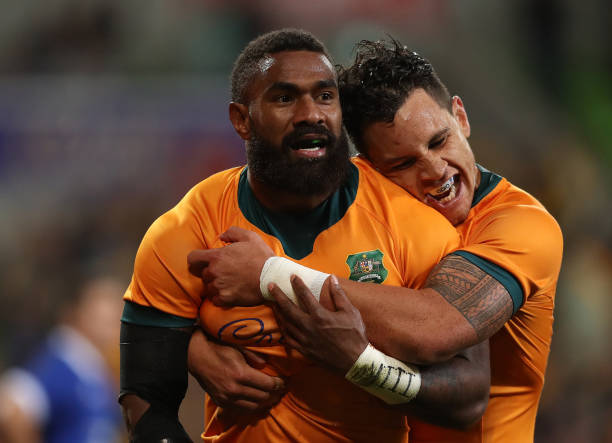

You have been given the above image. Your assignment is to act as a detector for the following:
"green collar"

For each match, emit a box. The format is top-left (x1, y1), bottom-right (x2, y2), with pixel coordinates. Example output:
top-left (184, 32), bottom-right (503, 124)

top-left (472, 164), bottom-right (502, 207)
top-left (237, 164), bottom-right (359, 260)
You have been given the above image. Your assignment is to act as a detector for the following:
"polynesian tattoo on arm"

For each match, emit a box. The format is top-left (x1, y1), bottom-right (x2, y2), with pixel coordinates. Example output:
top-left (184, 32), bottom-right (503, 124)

top-left (425, 255), bottom-right (513, 341)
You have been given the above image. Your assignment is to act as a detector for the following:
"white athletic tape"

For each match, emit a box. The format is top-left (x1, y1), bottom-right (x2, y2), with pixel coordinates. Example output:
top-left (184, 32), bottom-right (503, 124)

top-left (345, 343), bottom-right (421, 404)
top-left (259, 256), bottom-right (330, 304)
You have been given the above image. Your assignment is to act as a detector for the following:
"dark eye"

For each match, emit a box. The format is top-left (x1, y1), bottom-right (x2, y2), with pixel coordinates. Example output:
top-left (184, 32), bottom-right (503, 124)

top-left (276, 94), bottom-right (293, 103)
top-left (319, 91), bottom-right (334, 101)
top-left (429, 134), bottom-right (448, 149)
top-left (391, 158), bottom-right (416, 171)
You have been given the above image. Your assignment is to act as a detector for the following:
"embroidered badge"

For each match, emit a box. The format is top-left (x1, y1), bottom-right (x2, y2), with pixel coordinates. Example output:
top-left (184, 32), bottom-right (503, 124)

top-left (346, 249), bottom-right (388, 283)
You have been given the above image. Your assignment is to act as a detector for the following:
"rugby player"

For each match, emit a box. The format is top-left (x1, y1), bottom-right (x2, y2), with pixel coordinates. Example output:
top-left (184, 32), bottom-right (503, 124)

top-left (188, 39), bottom-right (563, 442)
top-left (0, 277), bottom-right (123, 443)
top-left (119, 29), bottom-right (491, 442)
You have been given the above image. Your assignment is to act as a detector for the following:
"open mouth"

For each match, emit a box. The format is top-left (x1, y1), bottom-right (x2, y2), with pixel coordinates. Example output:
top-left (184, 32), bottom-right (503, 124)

top-left (428, 174), bottom-right (459, 203)
top-left (291, 135), bottom-right (328, 158)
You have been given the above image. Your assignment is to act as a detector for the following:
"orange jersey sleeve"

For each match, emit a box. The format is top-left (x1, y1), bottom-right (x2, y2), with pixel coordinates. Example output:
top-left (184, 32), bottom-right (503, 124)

top-left (455, 179), bottom-right (563, 312)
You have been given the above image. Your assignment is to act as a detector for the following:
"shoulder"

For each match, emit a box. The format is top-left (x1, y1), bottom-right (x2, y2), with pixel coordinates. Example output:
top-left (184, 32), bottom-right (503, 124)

top-left (352, 157), bottom-right (460, 283)
top-left (353, 156), bottom-right (458, 237)
top-left (470, 180), bottom-right (562, 252)
top-left (126, 168), bottom-right (245, 317)
top-left (459, 177), bottom-right (563, 302)
top-left (174, 166), bottom-right (244, 220)
top-left (145, 166), bottom-right (245, 247)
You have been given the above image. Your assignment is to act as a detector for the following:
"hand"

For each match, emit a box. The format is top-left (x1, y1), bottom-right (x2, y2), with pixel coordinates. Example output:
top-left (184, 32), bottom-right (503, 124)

top-left (187, 329), bottom-right (285, 414)
top-left (187, 226), bottom-right (275, 306)
top-left (270, 275), bottom-right (369, 374)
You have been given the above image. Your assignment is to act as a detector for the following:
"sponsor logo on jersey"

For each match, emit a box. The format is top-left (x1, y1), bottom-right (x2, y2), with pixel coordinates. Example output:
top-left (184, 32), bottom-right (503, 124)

top-left (346, 250), bottom-right (387, 283)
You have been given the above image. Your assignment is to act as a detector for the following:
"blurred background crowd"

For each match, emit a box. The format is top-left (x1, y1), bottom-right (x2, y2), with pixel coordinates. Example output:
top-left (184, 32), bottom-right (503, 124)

top-left (0, 0), bottom-right (610, 441)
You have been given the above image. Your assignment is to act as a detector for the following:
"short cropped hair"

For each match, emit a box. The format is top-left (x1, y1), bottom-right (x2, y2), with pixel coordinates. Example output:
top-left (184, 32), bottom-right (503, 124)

top-left (231, 29), bottom-right (332, 104)
top-left (339, 38), bottom-right (451, 153)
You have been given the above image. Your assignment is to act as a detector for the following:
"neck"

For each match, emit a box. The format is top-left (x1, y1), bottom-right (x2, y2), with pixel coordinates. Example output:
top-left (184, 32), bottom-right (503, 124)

top-left (247, 171), bottom-right (334, 214)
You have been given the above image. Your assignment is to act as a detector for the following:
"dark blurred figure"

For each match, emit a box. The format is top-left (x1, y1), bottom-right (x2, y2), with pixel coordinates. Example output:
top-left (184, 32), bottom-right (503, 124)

top-left (0, 277), bottom-right (124, 443)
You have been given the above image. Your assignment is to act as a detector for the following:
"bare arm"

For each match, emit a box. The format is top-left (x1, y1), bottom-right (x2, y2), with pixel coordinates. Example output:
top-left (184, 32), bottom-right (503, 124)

top-left (334, 254), bottom-right (512, 364)
top-left (269, 276), bottom-right (490, 429)
top-left (188, 226), bottom-right (513, 364)
top-left (406, 341), bottom-right (489, 429)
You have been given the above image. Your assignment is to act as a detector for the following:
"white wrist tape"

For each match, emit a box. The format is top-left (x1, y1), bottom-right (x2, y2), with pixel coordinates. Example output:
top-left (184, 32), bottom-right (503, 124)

top-left (345, 343), bottom-right (421, 404)
top-left (259, 256), bottom-right (330, 304)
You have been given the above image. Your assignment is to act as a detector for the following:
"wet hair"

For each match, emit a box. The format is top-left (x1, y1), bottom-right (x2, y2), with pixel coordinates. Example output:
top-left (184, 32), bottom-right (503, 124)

top-left (231, 29), bottom-right (333, 104)
top-left (338, 38), bottom-right (451, 153)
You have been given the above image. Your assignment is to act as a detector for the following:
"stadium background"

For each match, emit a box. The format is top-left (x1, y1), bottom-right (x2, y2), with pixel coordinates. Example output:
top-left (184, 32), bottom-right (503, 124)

top-left (0, 1), bottom-right (610, 441)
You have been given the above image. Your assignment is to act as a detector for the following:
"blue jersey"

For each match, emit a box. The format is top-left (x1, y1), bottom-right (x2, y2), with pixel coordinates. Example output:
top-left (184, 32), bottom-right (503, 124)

top-left (9, 327), bottom-right (121, 443)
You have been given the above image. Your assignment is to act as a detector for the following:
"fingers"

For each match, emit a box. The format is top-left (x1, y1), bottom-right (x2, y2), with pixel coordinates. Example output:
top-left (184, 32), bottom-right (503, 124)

top-left (240, 348), bottom-right (267, 369)
top-left (269, 283), bottom-right (308, 325)
top-left (270, 301), bottom-right (308, 350)
top-left (231, 384), bottom-right (276, 404)
top-left (327, 275), bottom-right (353, 311)
top-left (219, 226), bottom-right (256, 244)
top-left (243, 369), bottom-right (286, 393)
top-left (289, 275), bottom-right (320, 314)
top-left (187, 249), bottom-right (213, 277)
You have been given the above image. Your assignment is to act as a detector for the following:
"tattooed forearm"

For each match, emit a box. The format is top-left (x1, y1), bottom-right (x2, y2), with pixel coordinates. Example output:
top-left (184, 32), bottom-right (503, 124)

top-left (425, 255), bottom-right (513, 340)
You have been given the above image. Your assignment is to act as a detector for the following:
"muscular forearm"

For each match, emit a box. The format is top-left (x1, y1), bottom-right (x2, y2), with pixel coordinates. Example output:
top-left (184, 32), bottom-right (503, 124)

top-left (324, 278), bottom-right (477, 364)
top-left (405, 341), bottom-right (490, 429)
top-left (343, 340), bottom-right (490, 429)
top-left (270, 271), bottom-right (491, 430)
top-left (320, 254), bottom-right (513, 365)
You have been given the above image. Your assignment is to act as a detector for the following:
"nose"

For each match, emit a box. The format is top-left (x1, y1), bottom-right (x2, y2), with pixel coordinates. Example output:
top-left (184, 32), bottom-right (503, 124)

top-left (293, 96), bottom-right (324, 126)
top-left (421, 152), bottom-right (447, 182)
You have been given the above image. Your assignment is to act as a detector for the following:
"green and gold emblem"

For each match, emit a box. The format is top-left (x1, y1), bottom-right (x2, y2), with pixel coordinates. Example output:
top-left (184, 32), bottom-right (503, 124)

top-left (346, 249), bottom-right (387, 283)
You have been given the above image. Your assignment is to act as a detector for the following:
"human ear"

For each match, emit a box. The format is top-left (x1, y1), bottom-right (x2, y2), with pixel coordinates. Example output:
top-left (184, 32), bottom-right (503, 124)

top-left (229, 102), bottom-right (251, 140)
top-left (452, 96), bottom-right (471, 138)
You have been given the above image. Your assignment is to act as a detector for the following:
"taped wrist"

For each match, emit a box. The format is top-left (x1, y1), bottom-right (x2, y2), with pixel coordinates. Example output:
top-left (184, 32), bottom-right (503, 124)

top-left (345, 343), bottom-right (421, 404)
top-left (259, 256), bottom-right (330, 304)
top-left (119, 322), bottom-right (190, 421)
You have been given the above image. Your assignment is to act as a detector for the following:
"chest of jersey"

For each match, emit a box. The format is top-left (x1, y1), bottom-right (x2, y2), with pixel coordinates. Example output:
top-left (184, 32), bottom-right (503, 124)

top-left (199, 206), bottom-right (405, 353)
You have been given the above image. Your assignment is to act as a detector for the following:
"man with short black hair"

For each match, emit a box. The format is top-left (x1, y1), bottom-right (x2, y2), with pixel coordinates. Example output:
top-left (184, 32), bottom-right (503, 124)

top-left (119, 29), bottom-right (490, 442)
top-left (193, 38), bottom-right (562, 442)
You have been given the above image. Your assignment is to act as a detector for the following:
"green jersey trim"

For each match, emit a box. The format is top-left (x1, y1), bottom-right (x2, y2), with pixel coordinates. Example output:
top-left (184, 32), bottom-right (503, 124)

top-left (121, 300), bottom-right (196, 328)
top-left (237, 163), bottom-right (359, 260)
top-left (450, 250), bottom-right (524, 315)
top-left (472, 164), bottom-right (503, 207)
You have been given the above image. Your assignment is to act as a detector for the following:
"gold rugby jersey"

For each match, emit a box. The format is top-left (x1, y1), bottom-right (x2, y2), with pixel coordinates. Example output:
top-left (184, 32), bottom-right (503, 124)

top-left (123, 156), bottom-right (460, 442)
top-left (408, 165), bottom-right (563, 443)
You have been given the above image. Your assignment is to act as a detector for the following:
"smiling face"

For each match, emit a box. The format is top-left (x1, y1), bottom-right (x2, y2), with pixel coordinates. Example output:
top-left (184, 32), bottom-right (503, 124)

top-left (362, 88), bottom-right (479, 226)
top-left (230, 50), bottom-right (349, 197)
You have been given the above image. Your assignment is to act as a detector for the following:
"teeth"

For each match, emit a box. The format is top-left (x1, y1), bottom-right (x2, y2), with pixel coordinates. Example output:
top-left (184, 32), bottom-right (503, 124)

top-left (438, 184), bottom-right (456, 203)
top-left (295, 138), bottom-right (325, 150)
top-left (431, 176), bottom-right (455, 196)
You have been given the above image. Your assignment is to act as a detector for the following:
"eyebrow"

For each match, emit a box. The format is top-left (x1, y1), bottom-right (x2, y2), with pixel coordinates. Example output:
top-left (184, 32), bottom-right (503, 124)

top-left (267, 79), bottom-right (338, 94)
top-left (316, 79), bottom-right (338, 89)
